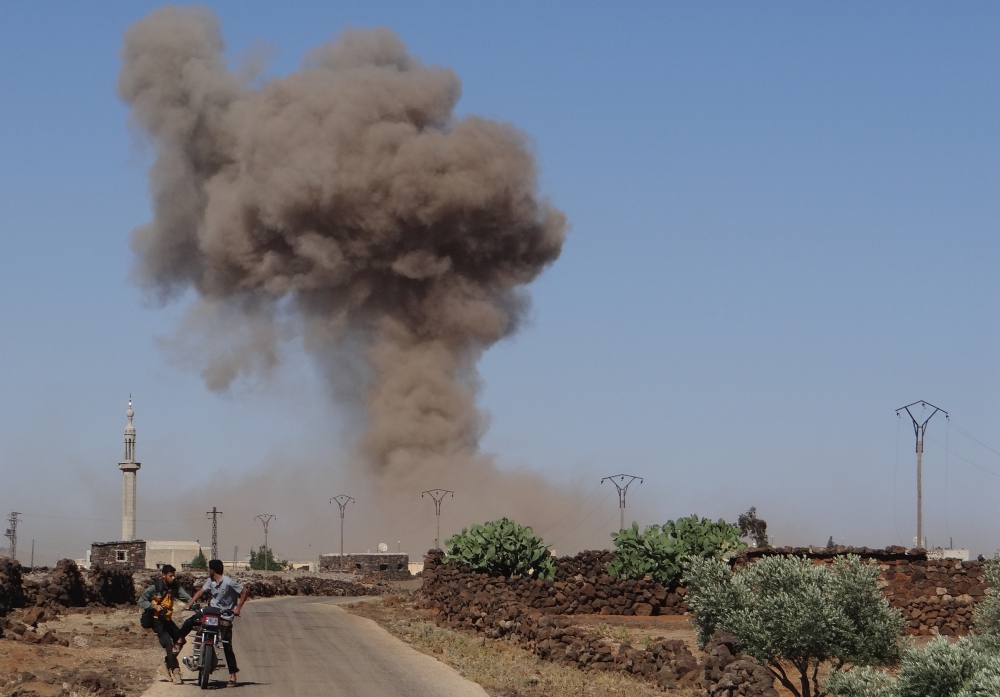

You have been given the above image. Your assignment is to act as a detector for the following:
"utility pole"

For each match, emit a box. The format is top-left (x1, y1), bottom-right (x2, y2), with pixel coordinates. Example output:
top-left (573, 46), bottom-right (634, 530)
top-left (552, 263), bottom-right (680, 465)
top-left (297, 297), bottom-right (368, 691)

top-left (421, 490), bottom-right (453, 550)
top-left (4, 512), bottom-right (21, 562)
top-left (897, 401), bottom-right (948, 550)
top-left (254, 514), bottom-right (276, 568)
top-left (206, 507), bottom-right (223, 560)
top-left (601, 474), bottom-right (643, 532)
top-left (232, 545), bottom-right (239, 572)
top-left (329, 496), bottom-right (355, 569)
top-left (30, 540), bottom-right (34, 569)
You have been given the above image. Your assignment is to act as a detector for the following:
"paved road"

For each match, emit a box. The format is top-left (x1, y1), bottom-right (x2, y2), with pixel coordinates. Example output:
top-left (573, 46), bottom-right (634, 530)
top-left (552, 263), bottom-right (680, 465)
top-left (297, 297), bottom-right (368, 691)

top-left (143, 596), bottom-right (487, 696)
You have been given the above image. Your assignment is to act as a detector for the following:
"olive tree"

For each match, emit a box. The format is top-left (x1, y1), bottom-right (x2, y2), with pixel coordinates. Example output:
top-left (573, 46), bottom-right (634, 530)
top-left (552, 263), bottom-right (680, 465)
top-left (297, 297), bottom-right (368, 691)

top-left (827, 553), bottom-right (1000, 697)
top-left (684, 554), bottom-right (906, 697)
top-left (974, 552), bottom-right (1000, 635)
top-left (827, 635), bottom-right (1000, 697)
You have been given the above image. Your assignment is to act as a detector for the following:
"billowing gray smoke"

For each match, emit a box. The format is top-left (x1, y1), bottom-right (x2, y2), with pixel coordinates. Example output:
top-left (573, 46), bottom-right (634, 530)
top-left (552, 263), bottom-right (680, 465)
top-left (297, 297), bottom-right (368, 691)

top-left (119, 7), bottom-right (566, 490)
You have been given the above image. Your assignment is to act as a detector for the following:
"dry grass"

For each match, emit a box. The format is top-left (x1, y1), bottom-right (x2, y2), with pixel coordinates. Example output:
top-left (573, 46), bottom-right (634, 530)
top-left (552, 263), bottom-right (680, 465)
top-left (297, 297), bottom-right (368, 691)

top-left (346, 596), bottom-right (697, 697)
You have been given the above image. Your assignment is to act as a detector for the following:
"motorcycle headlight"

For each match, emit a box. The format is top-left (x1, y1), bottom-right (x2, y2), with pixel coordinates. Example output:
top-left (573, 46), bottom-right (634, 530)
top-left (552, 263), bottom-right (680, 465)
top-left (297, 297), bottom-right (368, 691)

top-left (203, 616), bottom-right (219, 626)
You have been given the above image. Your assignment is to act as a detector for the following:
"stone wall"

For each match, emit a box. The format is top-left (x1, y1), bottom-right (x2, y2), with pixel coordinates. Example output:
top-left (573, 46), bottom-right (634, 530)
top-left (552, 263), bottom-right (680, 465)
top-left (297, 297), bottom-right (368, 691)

top-left (734, 546), bottom-right (987, 637)
top-left (418, 551), bottom-right (701, 690)
top-left (422, 545), bottom-right (992, 638)
top-left (420, 549), bottom-right (685, 617)
top-left (319, 553), bottom-right (410, 579)
top-left (90, 541), bottom-right (146, 572)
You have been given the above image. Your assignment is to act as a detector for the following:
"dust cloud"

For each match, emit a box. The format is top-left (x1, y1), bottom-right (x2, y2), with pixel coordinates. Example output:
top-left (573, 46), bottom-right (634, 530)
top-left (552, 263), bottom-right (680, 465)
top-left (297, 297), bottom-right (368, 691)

top-left (118, 7), bottom-right (611, 555)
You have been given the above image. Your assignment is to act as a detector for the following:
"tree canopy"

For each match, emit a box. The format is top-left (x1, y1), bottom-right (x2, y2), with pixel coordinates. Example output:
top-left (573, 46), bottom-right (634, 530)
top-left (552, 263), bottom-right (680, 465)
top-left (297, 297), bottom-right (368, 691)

top-left (684, 554), bottom-right (906, 697)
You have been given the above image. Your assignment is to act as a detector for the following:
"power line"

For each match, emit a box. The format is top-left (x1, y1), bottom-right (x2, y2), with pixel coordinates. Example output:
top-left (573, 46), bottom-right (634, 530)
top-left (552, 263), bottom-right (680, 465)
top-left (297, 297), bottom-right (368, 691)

top-left (928, 437), bottom-right (1000, 479)
top-left (949, 420), bottom-right (1000, 458)
top-left (534, 482), bottom-right (602, 539)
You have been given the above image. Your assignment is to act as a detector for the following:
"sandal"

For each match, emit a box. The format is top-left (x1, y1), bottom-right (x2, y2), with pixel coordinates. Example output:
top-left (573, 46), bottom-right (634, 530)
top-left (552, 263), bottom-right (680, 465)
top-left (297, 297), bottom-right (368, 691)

top-left (225, 679), bottom-right (238, 688)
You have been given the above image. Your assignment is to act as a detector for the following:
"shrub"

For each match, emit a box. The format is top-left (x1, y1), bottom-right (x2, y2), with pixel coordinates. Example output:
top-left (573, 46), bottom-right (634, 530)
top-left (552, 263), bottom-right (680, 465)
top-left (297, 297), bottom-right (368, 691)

top-left (828, 553), bottom-right (1000, 697)
top-left (684, 554), bottom-right (906, 697)
top-left (607, 515), bottom-right (746, 586)
top-left (444, 518), bottom-right (555, 580)
top-left (189, 549), bottom-right (207, 570)
top-left (249, 545), bottom-right (287, 571)
top-left (974, 552), bottom-right (1000, 636)
top-left (827, 636), bottom-right (1000, 697)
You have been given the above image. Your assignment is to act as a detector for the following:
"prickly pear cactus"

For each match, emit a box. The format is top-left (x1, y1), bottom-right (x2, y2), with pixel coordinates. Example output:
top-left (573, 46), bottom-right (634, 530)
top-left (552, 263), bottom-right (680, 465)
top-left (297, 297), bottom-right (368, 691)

top-left (444, 518), bottom-right (555, 580)
top-left (608, 515), bottom-right (746, 586)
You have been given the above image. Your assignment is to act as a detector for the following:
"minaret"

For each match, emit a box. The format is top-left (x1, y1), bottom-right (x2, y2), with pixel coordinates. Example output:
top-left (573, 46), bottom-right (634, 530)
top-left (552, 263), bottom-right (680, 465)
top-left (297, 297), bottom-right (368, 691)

top-left (119, 398), bottom-right (141, 541)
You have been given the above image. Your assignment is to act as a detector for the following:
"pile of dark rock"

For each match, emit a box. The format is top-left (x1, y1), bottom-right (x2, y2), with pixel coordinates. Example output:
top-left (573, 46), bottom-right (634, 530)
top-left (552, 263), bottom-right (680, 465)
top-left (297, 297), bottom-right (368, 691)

top-left (0, 607), bottom-right (71, 646)
top-left (234, 573), bottom-right (390, 598)
top-left (0, 557), bottom-right (25, 615)
top-left (134, 569), bottom-right (391, 600)
top-left (702, 631), bottom-right (778, 697)
top-left (0, 558), bottom-right (136, 619)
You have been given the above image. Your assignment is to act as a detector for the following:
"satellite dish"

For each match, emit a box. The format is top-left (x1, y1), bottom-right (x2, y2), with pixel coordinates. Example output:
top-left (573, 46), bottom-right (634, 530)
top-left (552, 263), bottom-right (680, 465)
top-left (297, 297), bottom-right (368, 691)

top-left (377, 542), bottom-right (388, 553)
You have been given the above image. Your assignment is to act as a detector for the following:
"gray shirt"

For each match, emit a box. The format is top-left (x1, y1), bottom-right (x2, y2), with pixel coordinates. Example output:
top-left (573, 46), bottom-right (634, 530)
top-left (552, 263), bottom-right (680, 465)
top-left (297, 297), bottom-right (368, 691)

top-left (201, 575), bottom-right (245, 621)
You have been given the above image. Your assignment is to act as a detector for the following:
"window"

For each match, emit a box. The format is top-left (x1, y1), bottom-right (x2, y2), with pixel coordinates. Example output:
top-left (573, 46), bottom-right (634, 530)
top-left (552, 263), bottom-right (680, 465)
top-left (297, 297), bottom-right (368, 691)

top-left (379, 564), bottom-right (388, 571)
top-left (115, 550), bottom-right (128, 562)
top-left (355, 563), bottom-right (362, 570)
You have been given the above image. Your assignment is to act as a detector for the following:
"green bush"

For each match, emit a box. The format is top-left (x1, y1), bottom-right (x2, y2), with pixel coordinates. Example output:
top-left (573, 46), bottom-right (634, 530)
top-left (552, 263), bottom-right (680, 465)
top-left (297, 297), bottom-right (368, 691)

top-left (684, 554), bottom-right (906, 697)
top-left (444, 518), bottom-right (555, 580)
top-left (189, 548), bottom-right (207, 570)
top-left (607, 515), bottom-right (746, 586)
top-left (827, 636), bottom-right (1000, 697)
top-left (975, 552), bottom-right (1000, 635)
top-left (249, 545), bottom-right (287, 571)
top-left (827, 553), bottom-right (1000, 697)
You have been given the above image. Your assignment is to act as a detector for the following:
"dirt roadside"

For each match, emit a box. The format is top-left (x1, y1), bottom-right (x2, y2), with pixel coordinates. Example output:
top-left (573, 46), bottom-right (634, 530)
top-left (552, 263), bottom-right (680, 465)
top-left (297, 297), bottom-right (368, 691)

top-left (344, 594), bottom-right (705, 697)
top-left (0, 606), bottom-right (159, 697)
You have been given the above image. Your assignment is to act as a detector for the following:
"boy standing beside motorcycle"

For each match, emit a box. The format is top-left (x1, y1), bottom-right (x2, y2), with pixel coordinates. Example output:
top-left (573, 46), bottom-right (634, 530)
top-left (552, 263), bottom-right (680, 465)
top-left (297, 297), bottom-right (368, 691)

top-left (182, 559), bottom-right (248, 688)
top-left (138, 564), bottom-right (191, 684)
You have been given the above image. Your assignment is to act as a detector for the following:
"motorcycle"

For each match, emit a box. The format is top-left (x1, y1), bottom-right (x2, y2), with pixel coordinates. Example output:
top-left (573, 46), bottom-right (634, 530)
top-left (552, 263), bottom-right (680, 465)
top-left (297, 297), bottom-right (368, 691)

top-left (181, 604), bottom-right (231, 689)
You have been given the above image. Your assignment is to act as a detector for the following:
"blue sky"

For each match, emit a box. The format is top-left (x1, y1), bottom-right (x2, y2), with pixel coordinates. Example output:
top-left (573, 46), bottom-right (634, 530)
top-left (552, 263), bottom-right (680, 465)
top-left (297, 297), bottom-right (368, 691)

top-left (1, 3), bottom-right (999, 563)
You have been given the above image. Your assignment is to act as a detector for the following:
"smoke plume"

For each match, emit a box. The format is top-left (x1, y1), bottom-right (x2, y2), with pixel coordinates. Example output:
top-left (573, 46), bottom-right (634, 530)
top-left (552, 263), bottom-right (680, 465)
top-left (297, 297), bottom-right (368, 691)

top-left (119, 8), bottom-right (566, 493)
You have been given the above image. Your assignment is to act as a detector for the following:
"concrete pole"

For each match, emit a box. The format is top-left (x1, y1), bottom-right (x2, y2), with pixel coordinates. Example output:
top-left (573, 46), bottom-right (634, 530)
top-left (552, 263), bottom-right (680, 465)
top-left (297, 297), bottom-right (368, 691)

top-left (917, 442), bottom-right (923, 550)
top-left (601, 475), bottom-right (643, 533)
top-left (897, 402), bottom-right (946, 551)
top-left (421, 490), bottom-right (453, 551)
top-left (330, 497), bottom-right (354, 570)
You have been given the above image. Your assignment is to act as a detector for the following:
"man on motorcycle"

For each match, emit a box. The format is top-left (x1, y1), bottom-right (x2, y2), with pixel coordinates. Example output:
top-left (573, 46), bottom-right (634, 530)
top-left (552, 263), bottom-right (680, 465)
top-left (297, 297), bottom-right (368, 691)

top-left (181, 559), bottom-right (248, 688)
top-left (138, 564), bottom-right (191, 684)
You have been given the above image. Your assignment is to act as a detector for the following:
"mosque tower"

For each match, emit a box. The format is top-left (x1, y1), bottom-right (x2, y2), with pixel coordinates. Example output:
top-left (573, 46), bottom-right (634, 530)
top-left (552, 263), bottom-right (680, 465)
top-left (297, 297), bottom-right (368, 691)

top-left (119, 398), bottom-right (141, 541)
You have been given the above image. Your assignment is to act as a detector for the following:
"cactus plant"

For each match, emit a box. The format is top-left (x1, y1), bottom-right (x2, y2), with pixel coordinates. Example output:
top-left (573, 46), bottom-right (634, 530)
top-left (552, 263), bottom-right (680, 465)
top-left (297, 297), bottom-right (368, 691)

top-left (444, 517), bottom-right (555, 580)
top-left (607, 514), bottom-right (746, 586)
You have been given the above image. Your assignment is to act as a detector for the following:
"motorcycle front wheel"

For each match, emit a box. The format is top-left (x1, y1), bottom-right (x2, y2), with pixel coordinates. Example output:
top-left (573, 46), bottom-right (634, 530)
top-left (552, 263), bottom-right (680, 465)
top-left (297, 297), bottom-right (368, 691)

top-left (198, 643), bottom-right (216, 689)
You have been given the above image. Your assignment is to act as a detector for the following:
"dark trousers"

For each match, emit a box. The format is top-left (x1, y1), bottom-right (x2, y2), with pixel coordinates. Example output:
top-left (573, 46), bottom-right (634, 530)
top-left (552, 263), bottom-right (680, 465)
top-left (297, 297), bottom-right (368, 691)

top-left (178, 611), bottom-right (239, 675)
top-left (152, 618), bottom-right (180, 671)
